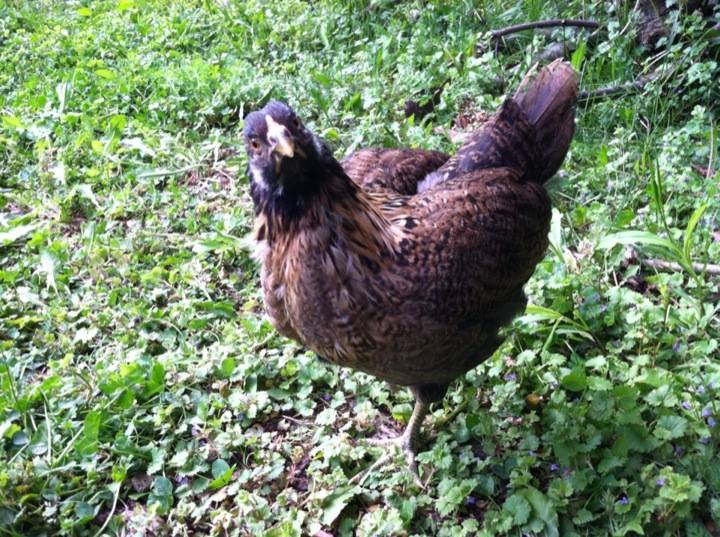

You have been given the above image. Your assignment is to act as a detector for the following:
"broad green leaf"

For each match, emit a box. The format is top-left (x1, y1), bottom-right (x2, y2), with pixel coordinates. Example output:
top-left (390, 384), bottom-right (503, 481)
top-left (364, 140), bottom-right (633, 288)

top-left (597, 144), bottom-right (609, 167)
top-left (573, 508), bottom-right (596, 525)
top-left (168, 448), bottom-right (189, 469)
top-left (585, 356), bottom-right (607, 369)
top-left (148, 477), bottom-right (174, 514)
top-left (265, 521), bottom-right (301, 537)
top-left (315, 407), bottom-right (337, 426)
top-left (391, 403), bottom-right (412, 422)
top-left (615, 208), bottom-right (635, 227)
top-left (209, 460), bottom-right (234, 489)
top-left (84, 411), bottom-right (101, 441)
top-left (0, 420), bottom-right (20, 439)
top-left (0, 223), bottom-right (39, 246)
top-left (109, 114), bottom-right (127, 131)
top-left (76, 410), bottom-right (102, 455)
top-left (588, 376), bottom-right (613, 391)
top-left (1, 115), bottom-right (23, 130)
top-left (148, 447), bottom-right (166, 474)
top-left (74, 502), bottom-right (97, 523)
top-left (437, 479), bottom-right (479, 516)
top-left (211, 459), bottom-right (230, 479)
top-left (321, 485), bottom-right (358, 526)
top-left (597, 454), bottom-right (623, 474)
top-left (12, 431), bottom-right (29, 446)
top-left (561, 366), bottom-right (587, 391)
top-left (520, 487), bottom-right (559, 537)
top-left (635, 368), bottom-right (669, 388)
top-left (713, 498), bottom-right (720, 521)
top-left (400, 497), bottom-right (417, 524)
top-left (617, 515), bottom-right (645, 536)
top-left (147, 493), bottom-right (172, 514)
top-left (196, 300), bottom-right (236, 319)
top-left (192, 477), bottom-right (210, 493)
top-left (503, 494), bottom-right (531, 526)
top-left (95, 69), bottom-right (116, 80)
top-left (144, 362), bottom-right (165, 397)
top-left (218, 357), bottom-right (236, 378)
top-left (153, 476), bottom-right (173, 496)
top-left (654, 415), bottom-right (688, 440)
top-left (74, 326), bottom-right (98, 344)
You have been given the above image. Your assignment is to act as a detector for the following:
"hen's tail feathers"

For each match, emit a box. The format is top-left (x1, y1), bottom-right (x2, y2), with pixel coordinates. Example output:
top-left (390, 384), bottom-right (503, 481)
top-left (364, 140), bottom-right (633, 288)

top-left (416, 60), bottom-right (578, 192)
top-left (513, 59), bottom-right (578, 183)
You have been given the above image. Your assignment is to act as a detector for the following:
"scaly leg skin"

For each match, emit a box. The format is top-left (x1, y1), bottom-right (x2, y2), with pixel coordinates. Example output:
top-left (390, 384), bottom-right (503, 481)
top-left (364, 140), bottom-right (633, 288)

top-left (351, 399), bottom-right (430, 488)
top-left (398, 399), bottom-right (430, 485)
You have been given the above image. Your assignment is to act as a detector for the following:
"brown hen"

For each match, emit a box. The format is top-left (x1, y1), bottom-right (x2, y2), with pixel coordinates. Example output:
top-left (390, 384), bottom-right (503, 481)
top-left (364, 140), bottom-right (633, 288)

top-left (242, 60), bottom-right (578, 482)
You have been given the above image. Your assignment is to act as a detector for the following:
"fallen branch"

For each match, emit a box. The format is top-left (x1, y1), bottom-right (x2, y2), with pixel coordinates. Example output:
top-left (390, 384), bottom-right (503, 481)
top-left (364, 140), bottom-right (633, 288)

top-left (626, 247), bottom-right (720, 276)
top-left (641, 257), bottom-right (720, 276)
top-left (491, 19), bottom-right (599, 40)
top-left (136, 164), bottom-right (202, 179)
top-left (579, 72), bottom-right (658, 102)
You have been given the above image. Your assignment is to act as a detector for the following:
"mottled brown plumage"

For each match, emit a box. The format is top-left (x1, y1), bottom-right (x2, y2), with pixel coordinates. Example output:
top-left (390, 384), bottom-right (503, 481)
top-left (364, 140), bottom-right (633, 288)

top-left (242, 60), bottom-right (578, 481)
top-left (341, 147), bottom-right (449, 194)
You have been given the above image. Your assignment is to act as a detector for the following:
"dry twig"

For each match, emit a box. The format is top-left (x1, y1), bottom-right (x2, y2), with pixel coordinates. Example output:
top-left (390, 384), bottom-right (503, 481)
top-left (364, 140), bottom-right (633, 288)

top-left (579, 72), bottom-right (659, 102)
top-left (626, 247), bottom-right (720, 276)
top-left (491, 19), bottom-right (599, 40)
top-left (641, 257), bottom-right (720, 276)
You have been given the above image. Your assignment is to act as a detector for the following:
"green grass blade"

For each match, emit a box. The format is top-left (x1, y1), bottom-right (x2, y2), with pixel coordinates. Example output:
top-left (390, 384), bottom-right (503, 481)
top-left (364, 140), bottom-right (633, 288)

top-left (682, 203), bottom-right (708, 261)
top-left (597, 230), bottom-right (684, 261)
top-left (523, 304), bottom-right (595, 342)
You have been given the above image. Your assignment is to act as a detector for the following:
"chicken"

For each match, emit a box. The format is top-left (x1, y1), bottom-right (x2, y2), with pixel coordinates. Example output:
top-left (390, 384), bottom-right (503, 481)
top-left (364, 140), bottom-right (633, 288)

top-left (242, 60), bottom-right (578, 482)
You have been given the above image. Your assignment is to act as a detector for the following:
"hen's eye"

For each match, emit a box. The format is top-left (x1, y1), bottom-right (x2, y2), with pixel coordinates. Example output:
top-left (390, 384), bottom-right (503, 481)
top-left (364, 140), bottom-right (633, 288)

top-left (249, 139), bottom-right (261, 151)
top-left (293, 118), bottom-right (301, 129)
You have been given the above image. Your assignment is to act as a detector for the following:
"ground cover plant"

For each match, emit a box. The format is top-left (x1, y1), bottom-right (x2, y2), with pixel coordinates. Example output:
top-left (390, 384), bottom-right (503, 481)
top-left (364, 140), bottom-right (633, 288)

top-left (1, 0), bottom-right (719, 535)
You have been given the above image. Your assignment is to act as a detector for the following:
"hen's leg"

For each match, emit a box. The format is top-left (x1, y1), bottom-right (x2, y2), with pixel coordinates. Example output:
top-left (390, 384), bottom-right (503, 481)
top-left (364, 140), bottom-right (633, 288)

top-left (402, 383), bottom-right (448, 467)
top-left (397, 397), bottom-right (430, 482)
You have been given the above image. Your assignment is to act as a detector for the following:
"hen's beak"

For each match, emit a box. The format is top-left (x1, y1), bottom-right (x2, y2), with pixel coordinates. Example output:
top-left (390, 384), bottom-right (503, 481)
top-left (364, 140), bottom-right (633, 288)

top-left (265, 115), bottom-right (294, 159)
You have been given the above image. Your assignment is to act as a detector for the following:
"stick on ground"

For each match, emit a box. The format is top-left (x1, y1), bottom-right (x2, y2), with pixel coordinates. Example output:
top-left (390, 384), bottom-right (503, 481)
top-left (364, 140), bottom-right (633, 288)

top-left (626, 247), bottom-right (720, 276)
top-left (491, 19), bottom-right (599, 40)
top-left (579, 73), bottom-right (659, 102)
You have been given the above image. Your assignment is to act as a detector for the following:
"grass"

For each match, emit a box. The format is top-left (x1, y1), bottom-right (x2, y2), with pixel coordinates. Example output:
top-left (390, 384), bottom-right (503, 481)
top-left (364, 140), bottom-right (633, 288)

top-left (1, 0), bottom-right (719, 535)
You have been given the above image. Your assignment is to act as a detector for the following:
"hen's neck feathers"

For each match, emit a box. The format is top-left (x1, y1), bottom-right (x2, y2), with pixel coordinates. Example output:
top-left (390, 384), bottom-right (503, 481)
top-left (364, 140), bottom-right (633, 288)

top-left (253, 163), bottom-right (400, 270)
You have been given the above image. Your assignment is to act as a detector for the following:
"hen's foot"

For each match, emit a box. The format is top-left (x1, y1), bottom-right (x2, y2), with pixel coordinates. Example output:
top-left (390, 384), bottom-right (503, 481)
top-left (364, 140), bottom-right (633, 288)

top-left (350, 433), bottom-right (424, 488)
top-left (350, 400), bottom-right (429, 488)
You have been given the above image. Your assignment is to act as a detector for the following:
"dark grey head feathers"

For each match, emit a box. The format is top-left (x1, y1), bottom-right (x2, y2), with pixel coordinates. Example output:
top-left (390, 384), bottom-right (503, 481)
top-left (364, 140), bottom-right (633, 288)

top-left (243, 101), bottom-right (346, 218)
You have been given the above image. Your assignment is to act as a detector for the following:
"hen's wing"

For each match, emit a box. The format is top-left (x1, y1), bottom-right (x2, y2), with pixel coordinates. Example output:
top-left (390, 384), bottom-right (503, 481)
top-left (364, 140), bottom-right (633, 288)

top-left (341, 148), bottom-right (449, 195)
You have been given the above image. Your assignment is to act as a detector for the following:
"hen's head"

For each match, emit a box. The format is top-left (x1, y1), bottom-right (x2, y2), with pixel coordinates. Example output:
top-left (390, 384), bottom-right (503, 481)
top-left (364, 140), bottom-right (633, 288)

top-left (243, 101), bottom-right (335, 204)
